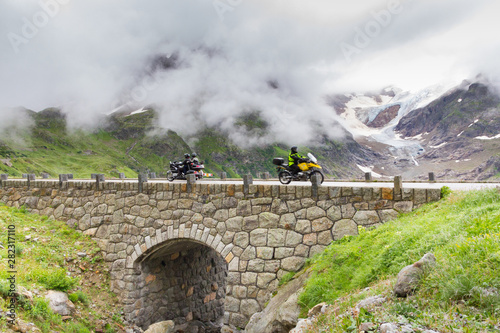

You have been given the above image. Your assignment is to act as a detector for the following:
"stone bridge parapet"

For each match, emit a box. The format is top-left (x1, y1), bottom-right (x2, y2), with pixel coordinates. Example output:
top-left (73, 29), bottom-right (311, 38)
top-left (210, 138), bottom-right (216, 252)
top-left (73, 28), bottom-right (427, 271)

top-left (0, 180), bottom-right (441, 328)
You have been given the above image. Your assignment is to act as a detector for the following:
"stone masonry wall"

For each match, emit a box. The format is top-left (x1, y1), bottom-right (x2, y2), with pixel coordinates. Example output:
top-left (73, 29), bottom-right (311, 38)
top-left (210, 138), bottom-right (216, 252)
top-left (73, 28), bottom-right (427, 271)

top-left (0, 180), bottom-right (441, 328)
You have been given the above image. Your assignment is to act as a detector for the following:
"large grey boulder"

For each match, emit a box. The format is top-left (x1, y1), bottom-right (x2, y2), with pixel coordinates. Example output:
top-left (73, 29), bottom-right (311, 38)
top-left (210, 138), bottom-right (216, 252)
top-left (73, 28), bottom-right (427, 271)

top-left (45, 291), bottom-right (75, 316)
top-left (245, 271), bottom-right (310, 333)
top-left (144, 321), bottom-right (174, 333)
top-left (394, 253), bottom-right (436, 297)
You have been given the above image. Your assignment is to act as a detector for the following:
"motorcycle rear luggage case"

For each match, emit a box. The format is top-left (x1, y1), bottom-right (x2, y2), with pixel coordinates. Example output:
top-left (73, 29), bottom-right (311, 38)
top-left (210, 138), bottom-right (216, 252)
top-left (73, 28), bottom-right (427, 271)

top-left (273, 157), bottom-right (285, 166)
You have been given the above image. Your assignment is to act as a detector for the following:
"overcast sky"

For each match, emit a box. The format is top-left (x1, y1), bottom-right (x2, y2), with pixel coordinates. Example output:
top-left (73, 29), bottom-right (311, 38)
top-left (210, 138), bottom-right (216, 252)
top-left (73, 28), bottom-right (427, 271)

top-left (1, 0), bottom-right (499, 144)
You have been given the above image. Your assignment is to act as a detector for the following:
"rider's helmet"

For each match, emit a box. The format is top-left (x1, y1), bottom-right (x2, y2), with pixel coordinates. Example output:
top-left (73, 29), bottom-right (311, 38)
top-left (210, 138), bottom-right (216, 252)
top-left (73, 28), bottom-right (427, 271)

top-left (291, 146), bottom-right (298, 154)
top-left (191, 153), bottom-right (197, 157)
top-left (184, 153), bottom-right (190, 158)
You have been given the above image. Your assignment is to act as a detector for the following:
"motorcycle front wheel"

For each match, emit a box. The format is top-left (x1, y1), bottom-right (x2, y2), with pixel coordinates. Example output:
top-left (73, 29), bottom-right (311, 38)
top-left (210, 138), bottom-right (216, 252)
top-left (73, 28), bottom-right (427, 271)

top-left (310, 170), bottom-right (324, 184)
top-left (278, 171), bottom-right (292, 185)
top-left (167, 171), bottom-right (175, 182)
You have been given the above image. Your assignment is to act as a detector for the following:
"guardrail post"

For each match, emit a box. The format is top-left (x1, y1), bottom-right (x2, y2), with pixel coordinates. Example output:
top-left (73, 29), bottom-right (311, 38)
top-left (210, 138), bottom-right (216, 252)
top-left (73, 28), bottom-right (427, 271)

top-left (96, 174), bottom-right (105, 189)
top-left (26, 174), bottom-right (35, 189)
top-left (138, 174), bottom-right (148, 193)
top-left (119, 173), bottom-right (125, 179)
top-left (365, 172), bottom-right (372, 182)
top-left (394, 175), bottom-right (402, 200)
top-left (311, 173), bottom-right (321, 197)
top-left (187, 174), bottom-right (196, 192)
top-left (41, 172), bottom-right (49, 179)
top-left (243, 174), bottom-right (253, 195)
top-left (149, 172), bottom-right (157, 179)
top-left (262, 172), bottom-right (270, 180)
top-left (0, 174), bottom-right (7, 187)
top-left (220, 172), bottom-right (227, 180)
top-left (59, 174), bottom-right (68, 189)
top-left (428, 172), bottom-right (435, 182)
top-left (91, 173), bottom-right (97, 179)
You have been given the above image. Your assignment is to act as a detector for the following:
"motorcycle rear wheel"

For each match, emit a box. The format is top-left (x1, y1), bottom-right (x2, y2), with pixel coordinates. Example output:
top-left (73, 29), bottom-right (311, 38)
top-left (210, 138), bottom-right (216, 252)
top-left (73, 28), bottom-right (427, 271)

top-left (310, 170), bottom-right (324, 184)
top-left (279, 171), bottom-right (292, 185)
top-left (167, 171), bottom-right (175, 182)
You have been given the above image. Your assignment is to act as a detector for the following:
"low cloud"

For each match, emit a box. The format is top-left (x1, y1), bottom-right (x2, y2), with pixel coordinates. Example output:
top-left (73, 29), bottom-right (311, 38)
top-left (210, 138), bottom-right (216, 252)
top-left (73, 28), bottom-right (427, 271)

top-left (0, 0), bottom-right (499, 146)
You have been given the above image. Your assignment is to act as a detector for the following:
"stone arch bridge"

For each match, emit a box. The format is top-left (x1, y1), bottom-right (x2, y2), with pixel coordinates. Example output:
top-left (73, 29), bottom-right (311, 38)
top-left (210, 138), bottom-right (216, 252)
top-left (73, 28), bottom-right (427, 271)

top-left (0, 179), bottom-right (441, 329)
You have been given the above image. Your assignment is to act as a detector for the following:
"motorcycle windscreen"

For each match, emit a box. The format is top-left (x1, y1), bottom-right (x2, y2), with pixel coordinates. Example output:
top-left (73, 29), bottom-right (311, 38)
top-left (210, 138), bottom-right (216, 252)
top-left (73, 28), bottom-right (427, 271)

top-left (307, 153), bottom-right (317, 163)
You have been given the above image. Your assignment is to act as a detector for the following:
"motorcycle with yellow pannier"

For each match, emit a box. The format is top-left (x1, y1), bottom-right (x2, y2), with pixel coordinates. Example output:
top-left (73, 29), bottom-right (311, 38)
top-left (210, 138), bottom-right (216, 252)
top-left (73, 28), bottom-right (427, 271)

top-left (272, 153), bottom-right (324, 185)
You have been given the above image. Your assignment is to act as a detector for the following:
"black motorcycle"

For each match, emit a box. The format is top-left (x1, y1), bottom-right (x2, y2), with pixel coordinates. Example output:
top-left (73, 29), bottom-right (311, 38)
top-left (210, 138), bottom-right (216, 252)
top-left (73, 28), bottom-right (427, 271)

top-left (166, 161), bottom-right (204, 182)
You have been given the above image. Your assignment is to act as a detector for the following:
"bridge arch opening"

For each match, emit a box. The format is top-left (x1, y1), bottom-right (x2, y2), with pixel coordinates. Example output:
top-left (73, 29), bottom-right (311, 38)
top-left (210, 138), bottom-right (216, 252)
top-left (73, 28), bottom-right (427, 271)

top-left (134, 239), bottom-right (228, 331)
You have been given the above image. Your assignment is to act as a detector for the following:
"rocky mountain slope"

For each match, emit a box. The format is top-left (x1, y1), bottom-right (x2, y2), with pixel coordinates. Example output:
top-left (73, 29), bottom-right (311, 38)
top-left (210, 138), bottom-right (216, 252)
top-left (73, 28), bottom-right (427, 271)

top-left (332, 80), bottom-right (500, 181)
top-left (0, 108), bottom-right (375, 179)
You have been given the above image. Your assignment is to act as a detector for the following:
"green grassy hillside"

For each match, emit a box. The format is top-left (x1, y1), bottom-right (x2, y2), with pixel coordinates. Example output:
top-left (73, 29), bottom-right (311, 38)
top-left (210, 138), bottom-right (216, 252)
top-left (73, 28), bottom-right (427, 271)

top-left (292, 188), bottom-right (500, 332)
top-left (0, 204), bottom-right (123, 332)
top-left (0, 108), bottom-right (369, 179)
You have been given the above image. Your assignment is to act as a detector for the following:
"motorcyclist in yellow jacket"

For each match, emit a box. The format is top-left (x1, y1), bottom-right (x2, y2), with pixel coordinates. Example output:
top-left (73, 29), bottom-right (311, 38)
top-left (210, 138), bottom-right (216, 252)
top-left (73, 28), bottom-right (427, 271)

top-left (288, 146), bottom-right (305, 175)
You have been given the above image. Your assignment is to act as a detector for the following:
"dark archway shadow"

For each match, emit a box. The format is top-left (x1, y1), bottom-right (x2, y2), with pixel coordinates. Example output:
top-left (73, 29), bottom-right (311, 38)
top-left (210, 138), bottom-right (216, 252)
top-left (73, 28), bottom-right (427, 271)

top-left (135, 239), bottom-right (228, 330)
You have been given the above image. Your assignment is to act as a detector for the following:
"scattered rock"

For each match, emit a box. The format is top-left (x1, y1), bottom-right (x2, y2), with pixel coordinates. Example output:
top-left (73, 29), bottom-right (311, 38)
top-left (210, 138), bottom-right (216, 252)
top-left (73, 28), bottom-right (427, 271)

top-left (25, 235), bottom-right (31, 241)
top-left (307, 302), bottom-right (328, 318)
top-left (245, 271), bottom-right (310, 333)
top-left (359, 322), bottom-right (377, 332)
top-left (289, 318), bottom-right (314, 333)
top-left (221, 325), bottom-right (241, 333)
top-left (144, 320), bottom-right (174, 333)
top-left (379, 323), bottom-right (399, 333)
top-left (45, 290), bottom-right (76, 316)
top-left (8, 318), bottom-right (42, 332)
top-left (394, 253), bottom-right (436, 297)
top-left (356, 295), bottom-right (387, 311)
top-left (77, 252), bottom-right (87, 258)
top-left (1, 158), bottom-right (13, 167)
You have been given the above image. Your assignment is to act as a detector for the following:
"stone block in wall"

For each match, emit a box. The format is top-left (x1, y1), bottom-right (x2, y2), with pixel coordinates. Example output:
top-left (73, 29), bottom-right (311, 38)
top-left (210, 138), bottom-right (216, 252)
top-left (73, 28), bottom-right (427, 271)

top-left (311, 217), bottom-right (333, 232)
top-left (427, 189), bottom-right (441, 202)
top-left (414, 189), bottom-right (427, 205)
top-left (306, 207), bottom-right (326, 220)
top-left (267, 229), bottom-right (286, 247)
top-left (379, 209), bottom-right (399, 222)
top-left (303, 233), bottom-right (317, 246)
top-left (295, 219), bottom-right (311, 234)
top-left (259, 212), bottom-right (279, 228)
top-left (294, 244), bottom-right (309, 257)
top-left (256, 247), bottom-right (273, 259)
top-left (341, 204), bottom-right (355, 219)
top-left (256, 273), bottom-right (276, 288)
top-left (318, 230), bottom-right (333, 245)
top-left (381, 188), bottom-right (393, 200)
top-left (241, 299), bottom-right (261, 318)
top-left (243, 216), bottom-right (259, 231)
top-left (285, 231), bottom-right (302, 247)
top-left (326, 206), bottom-right (342, 221)
top-left (281, 256), bottom-right (305, 271)
top-left (247, 259), bottom-right (265, 272)
top-left (394, 201), bottom-right (413, 213)
top-left (353, 210), bottom-right (380, 226)
top-left (279, 213), bottom-right (296, 230)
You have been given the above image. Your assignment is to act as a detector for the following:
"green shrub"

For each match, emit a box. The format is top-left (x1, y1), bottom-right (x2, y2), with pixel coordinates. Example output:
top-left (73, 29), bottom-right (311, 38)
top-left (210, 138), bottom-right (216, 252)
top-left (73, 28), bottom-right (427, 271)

top-left (440, 186), bottom-right (452, 198)
top-left (27, 268), bottom-right (76, 292)
top-left (69, 291), bottom-right (89, 304)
